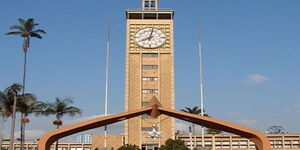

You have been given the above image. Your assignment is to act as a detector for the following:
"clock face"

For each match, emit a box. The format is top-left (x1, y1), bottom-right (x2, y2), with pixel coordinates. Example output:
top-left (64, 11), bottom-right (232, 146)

top-left (135, 28), bottom-right (166, 48)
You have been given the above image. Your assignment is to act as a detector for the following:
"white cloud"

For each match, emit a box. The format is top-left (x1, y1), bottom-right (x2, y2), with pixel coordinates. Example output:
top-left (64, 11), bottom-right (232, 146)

top-left (235, 119), bottom-right (258, 128)
top-left (246, 74), bottom-right (269, 85)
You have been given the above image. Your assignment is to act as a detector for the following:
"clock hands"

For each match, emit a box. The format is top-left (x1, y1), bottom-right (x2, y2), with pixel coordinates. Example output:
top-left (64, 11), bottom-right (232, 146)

top-left (149, 28), bottom-right (154, 39)
top-left (140, 28), bottom-right (154, 42)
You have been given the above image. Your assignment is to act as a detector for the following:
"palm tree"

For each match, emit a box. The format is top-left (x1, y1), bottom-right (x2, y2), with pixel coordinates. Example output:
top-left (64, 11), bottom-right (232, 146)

top-left (1, 83), bottom-right (22, 149)
top-left (17, 94), bottom-right (48, 141)
top-left (44, 97), bottom-right (81, 150)
top-left (0, 90), bottom-right (8, 149)
top-left (0, 84), bottom-right (43, 149)
top-left (6, 18), bottom-right (46, 149)
top-left (181, 106), bottom-right (208, 134)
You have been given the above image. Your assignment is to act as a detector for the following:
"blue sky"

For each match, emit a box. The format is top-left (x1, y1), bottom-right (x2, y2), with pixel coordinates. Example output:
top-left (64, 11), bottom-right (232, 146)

top-left (1, 0), bottom-right (300, 140)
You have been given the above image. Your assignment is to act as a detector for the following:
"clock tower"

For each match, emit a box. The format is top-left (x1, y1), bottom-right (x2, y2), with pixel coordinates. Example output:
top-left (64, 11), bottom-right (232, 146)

top-left (125, 0), bottom-right (175, 149)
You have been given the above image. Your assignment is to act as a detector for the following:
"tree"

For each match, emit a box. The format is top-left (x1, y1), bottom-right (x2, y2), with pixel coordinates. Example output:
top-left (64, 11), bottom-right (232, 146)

top-left (0, 84), bottom-right (44, 149)
top-left (17, 95), bottom-right (47, 123)
top-left (0, 84), bottom-right (22, 116)
top-left (160, 138), bottom-right (189, 150)
top-left (206, 128), bottom-right (222, 135)
top-left (117, 144), bottom-right (140, 150)
top-left (266, 126), bottom-right (287, 134)
top-left (181, 106), bottom-right (208, 134)
top-left (44, 97), bottom-right (81, 150)
top-left (0, 83), bottom-right (22, 149)
top-left (6, 18), bottom-right (46, 150)
top-left (0, 90), bottom-right (8, 149)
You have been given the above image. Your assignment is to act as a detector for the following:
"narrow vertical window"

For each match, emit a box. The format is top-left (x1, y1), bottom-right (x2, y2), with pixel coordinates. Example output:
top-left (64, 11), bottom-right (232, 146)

top-left (145, 0), bottom-right (150, 8)
top-left (151, 1), bottom-right (156, 8)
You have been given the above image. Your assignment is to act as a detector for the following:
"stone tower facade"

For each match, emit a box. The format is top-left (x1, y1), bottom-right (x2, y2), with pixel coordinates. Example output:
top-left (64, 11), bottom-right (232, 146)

top-left (125, 0), bottom-right (175, 149)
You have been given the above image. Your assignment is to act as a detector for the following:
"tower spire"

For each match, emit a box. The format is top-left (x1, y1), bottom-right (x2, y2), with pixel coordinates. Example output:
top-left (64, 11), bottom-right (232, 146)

top-left (142, 0), bottom-right (158, 10)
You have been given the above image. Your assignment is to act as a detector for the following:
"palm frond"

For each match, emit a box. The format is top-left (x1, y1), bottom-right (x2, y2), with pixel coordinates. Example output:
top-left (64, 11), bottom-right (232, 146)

top-left (30, 32), bottom-right (42, 39)
top-left (61, 98), bottom-right (74, 106)
top-left (180, 109), bottom-right (188, 113)
top-left (45, 97), bottom-right (81, 121)
top-left (33, 29), bottom-right (46, 34)
top-left (63, 106), bottom-right (82, 117)
top-left (9, 25), bottom-right (24, 30)
top-left (181, 106), bottom-right (208, 116)
top-left (20, 93), bottom-right (37, 103)
top-left (4, 83), bottom-right (22, 94)
top-left (7, 18), bottom-right (46, 44)
top-left (0, 91), bottom-right (8, 102)
top-left (24, 18), bottom-right (35, 31)
top-left (18, 18), bottom-right (26, 25)
top-left (5, 31), bottom-right (22, 35)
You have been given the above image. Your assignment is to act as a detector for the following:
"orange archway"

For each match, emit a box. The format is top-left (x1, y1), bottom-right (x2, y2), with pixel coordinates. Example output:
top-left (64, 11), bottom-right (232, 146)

top-left (38, 97), bottom-right (270, 150)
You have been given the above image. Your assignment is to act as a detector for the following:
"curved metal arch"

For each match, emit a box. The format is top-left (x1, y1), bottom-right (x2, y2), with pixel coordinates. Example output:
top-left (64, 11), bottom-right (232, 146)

top-left (38, 98), bottom-right (270, 150)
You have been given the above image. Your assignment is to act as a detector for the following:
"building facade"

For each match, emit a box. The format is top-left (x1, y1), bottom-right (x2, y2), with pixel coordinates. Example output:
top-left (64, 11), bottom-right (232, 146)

top-left (76, 134), bottom-right (92, 143)
top-left (92, 133), bottom-right (300, 150)
top-left (124, 0), bottom-right (175, 149)
top-left (179, 133), bottom-right (300, 150)
top-left (2, 134), bottom-right (300, 150)
top-left (1, 141), bottom-right (92, 150)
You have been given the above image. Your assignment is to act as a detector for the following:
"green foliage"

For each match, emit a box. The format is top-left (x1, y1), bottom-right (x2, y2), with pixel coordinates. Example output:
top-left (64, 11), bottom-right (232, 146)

top-left (180, 106), bottom-right (209, 117)
top-left (117, 144), bottom-right (140, 150)
top-left (160, 138), bottom-right (189, 150)
top-left (194, 147), bottom-right (212, 150)
top-left (266, 125), bottom-right (287, 134)
top-left (206, 128), bottom-right (222, 135)
top-left (0, 83), bottom-right (45, 118)
top-left (44, 97), bottom-right (81, 124)
top-left (6, 18), bottom-right (46, 52)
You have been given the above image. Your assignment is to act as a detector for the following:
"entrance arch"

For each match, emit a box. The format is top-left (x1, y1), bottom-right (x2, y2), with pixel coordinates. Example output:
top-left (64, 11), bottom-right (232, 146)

top-left (38, 97), bottom-right (270, 150)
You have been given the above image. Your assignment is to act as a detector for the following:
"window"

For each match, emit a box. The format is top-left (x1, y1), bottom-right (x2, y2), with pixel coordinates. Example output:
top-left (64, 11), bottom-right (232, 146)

top-left (142, 89), bottom-right (158, 94)
top-left (142, 53), bottom-right (158, 57)
top-left (158, 14), bottom-right (172, 19)
top-left (151, 1), bottom-right (156, 8)
top-left (122, 136), bottom-right (126, 145)
top-left (144, 0), bottom-right (150, 8)
top-left (142, 101), bottom-right (149, 106)
top-left (142, 127), bottom-right (158, 131)
top-left (142, 77), bottom-right (158, 81)
top-left (128, 13), bottom-right (142, 19)
top-left (144, 13), bottom-right (157, 19)
top-left (142, 65), bottom-right (158, 69)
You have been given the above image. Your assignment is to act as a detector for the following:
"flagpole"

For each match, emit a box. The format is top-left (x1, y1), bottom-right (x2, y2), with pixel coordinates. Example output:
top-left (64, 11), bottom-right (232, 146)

top-left (104, 21), bottom-right (111, 148)
top-left (198, 26), bottom-right (205, 147)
